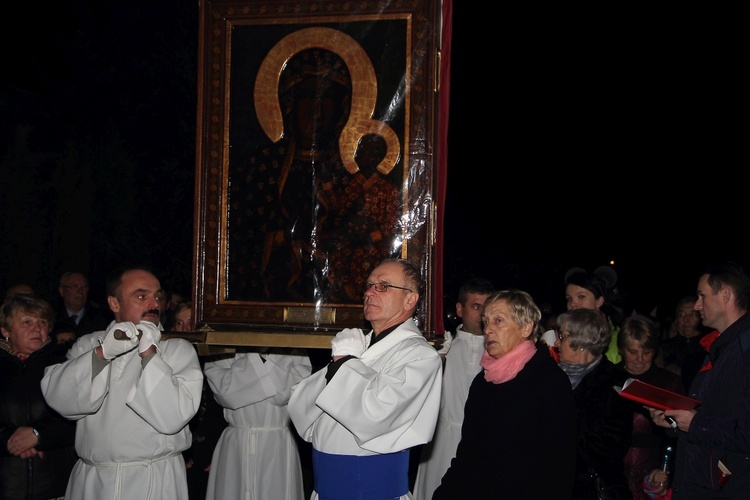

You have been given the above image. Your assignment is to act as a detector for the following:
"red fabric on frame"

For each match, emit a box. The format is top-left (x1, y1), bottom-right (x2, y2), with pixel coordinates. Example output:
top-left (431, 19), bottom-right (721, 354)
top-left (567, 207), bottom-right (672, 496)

top-left (434, 0), bottom-right (452, 335)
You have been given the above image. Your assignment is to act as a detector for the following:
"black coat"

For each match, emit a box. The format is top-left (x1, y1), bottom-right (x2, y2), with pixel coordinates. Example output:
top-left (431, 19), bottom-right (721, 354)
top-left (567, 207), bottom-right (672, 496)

top-left (660, 332), bottom-right (711, 390)
top-left (673, 313), bottom-right (750, 498)
top-left (52, 301), bottom-right (112, 341)
top-left (572, 356), bottom-right (633, 500)
top-left (433, 346), bottom-right (577, 499)
top-left (0, 340), bottom-right (78, 500)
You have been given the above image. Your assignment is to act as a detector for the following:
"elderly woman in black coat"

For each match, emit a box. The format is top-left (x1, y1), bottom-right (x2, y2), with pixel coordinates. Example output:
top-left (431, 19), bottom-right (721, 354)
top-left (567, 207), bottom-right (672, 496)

top-left (1, 294), bottom-right (77, 500)
top-left (434, 289), bottom-right (577, 499)
top-left (556, 308), bottom-right (633, 500)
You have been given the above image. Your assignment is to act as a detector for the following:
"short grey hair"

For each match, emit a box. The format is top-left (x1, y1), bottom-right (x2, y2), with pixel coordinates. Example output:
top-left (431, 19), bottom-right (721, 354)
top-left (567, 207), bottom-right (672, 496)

top-left (378, 258), bottom-right (422, 294)
top-left (481, 289), bottom-right (542, 342)
top-left (556, 309), bottom-right (611, 356)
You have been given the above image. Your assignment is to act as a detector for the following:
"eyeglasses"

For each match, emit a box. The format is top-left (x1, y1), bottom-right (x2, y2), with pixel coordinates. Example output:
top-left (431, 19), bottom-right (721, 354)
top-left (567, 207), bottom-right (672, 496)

top-left (364, 282), bottom-right (413, 293)
top-left (62, 285), bottom-right (89, 291)
top-left (556, 330), bottom-right (571, 341)
top-left (677, 311), bottom-right (700, 319)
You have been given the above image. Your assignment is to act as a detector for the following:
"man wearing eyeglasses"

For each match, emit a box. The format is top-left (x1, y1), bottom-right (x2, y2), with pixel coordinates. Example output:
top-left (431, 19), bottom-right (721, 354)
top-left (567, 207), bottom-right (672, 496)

top-left (52, 271), bottom-right (112, 344)
top-left (289, 258), bottom-right (442, 500)
top-left (660, 294), bottom-right (713, 390)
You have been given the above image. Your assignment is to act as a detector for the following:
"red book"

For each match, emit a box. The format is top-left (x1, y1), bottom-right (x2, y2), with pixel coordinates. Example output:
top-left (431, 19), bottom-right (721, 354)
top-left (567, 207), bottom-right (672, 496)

top-left (614, 378), bottom-right (701, 411)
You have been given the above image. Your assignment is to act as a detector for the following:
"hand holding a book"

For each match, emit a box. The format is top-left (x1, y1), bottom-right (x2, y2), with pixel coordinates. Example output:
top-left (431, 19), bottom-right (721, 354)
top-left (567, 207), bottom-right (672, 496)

top-left (616, 378), bottom-right (700, 431)
top-left (647, 406), bottom-right (697, 432)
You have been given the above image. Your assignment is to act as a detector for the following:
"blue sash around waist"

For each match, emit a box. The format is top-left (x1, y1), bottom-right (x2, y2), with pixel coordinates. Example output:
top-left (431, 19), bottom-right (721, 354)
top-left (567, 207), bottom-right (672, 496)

top-left (312, 448), bottom-right (409, 500)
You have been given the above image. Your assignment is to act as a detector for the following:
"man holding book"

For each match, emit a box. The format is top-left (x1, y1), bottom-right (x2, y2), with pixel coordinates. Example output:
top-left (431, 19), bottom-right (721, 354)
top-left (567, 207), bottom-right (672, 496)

top-left (648, 261), bottom-right (750, 498)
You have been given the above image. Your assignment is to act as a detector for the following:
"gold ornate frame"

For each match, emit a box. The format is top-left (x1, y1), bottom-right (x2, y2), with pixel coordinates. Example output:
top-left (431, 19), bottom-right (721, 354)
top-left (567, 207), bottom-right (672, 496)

top-left (193, 0), bottom-right (440, 346)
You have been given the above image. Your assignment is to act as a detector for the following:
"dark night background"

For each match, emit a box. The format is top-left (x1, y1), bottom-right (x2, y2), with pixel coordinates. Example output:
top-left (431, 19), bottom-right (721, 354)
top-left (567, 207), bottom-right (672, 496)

top-left (1, 1), bottom-right (746, 328)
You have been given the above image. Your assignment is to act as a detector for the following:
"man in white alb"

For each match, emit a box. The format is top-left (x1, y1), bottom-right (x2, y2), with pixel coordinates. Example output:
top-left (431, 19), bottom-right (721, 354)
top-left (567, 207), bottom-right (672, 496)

top-left (289, 258), bottom-right (442, 500)
top-left (42, 267), bottom-right (203, 500)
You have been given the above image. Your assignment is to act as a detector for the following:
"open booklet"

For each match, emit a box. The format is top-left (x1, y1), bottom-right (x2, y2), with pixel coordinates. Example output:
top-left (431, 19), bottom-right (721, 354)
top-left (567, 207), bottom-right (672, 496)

top-left (614, 378), bottom-right (701, 411)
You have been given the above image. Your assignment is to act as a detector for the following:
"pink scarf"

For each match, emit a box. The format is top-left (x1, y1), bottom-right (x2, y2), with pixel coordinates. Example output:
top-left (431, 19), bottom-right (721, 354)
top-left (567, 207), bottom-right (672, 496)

top-left (481, 340), bottom-right (536, 384)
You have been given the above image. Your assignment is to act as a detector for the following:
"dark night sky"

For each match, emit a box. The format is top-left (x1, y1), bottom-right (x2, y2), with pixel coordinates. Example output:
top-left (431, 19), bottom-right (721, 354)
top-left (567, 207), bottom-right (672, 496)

top-left (1, 1), bottom-right (747, 325)
top-left (442, 3), bottom-right (747, 316)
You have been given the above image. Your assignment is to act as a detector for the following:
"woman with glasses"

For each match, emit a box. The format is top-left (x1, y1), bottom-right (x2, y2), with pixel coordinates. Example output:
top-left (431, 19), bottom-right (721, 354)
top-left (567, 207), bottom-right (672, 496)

top-left (556, 308), bottom-right (633, 500)
top-left (433, 289), bottom-right (577, 499)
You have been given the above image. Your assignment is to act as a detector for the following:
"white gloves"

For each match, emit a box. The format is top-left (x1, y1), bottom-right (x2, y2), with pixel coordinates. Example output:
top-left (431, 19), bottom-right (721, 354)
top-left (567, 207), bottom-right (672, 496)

top-left (137, 321), bottom-right (162, 354)
top-left (99, 322), bottom-right (140, 360)
top-left (331, 328), bottom-right (368, 358)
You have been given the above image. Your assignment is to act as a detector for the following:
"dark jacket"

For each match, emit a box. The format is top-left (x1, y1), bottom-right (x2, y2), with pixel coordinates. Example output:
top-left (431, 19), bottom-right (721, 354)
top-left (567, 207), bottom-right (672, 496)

top-left (433, 346), bottom-right (577, 499)
top-left (0, 340), bottom-right (78, 500)
top-left (672, 312), bottom-right (750, 499)
top-left (573, 356), bottom-right (633, 500)
top-left (52, 301), bottom-right (112, 341)
top-left (614, 363), bottom-right (684, 448)
top-left (615, 362), bottom-right (683, 500)
top-left (661, 332), bottom-right (711, 390)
